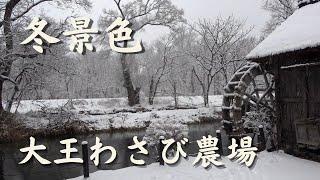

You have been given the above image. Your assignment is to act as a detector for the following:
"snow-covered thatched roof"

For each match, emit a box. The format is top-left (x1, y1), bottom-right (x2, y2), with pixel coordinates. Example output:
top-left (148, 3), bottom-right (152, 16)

top-left (246, 1), bottom-right (320, 61)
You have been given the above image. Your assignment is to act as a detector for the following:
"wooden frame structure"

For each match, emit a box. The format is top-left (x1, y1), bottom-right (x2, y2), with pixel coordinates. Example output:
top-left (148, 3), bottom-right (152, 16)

top-left (224, 1), bottom-right (320, 154)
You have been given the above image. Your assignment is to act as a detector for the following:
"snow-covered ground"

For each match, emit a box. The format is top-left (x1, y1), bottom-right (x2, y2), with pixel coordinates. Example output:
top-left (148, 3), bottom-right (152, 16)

top-left (69, 151), bottom-right (320, 180)
top-left (13, 95), bottom-right (223, 131)
top-left (13, 95), bottom-right (223, 114)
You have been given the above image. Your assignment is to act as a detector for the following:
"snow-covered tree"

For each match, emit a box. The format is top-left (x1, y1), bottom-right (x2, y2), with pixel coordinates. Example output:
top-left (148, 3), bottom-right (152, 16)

top-left (187, 16), bottom-right (252, 106)
top-left (262, 0), bottom-right (297, 36)
top-left (98, 0), bottom-right (185, 106)
top-left (0, 0), bottom-right (92, 111)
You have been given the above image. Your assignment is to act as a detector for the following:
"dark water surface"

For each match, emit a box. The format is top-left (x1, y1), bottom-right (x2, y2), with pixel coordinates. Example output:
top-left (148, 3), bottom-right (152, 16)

top-left (0, 122), bottom-right (226, 180)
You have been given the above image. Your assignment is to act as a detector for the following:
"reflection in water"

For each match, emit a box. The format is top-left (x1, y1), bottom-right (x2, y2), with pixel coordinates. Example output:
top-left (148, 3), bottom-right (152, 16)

top-left (0, 122), bottom-right (223, 180)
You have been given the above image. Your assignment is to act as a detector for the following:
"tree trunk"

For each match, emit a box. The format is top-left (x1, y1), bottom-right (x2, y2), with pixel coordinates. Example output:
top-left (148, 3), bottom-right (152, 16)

top-left (190, 70), bottom-right (195, 94)
top-left (222, 67), bottom-right (229, 87)
top-left (6, 77), bottom-right (21, 112)
top-left (173, 82), bottom-right (178, 108)
top-left (120, 53), bottom-right (140, 106)
top-left (148, 78), bottom-right (155, 105)
top-left (202, 87), bottom-right (209, 107)
top-left (1, 0), bottom-right (21, 112)
top-left (5, 87), bottom-right (17, 112)
top-left (0, 81), bottom-right (4, 111)
top-left (203, 93), bottom-right (209, 107)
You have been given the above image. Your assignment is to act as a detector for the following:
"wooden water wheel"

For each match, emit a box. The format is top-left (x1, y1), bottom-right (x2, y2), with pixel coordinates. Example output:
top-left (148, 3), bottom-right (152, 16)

top-left (222, 62), bottom-right (275, 136)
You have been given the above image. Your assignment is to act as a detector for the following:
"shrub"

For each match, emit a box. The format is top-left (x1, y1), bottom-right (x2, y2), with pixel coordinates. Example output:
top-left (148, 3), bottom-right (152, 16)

top-left (242, 108), bottom-right (277, 150)
top-left (143, 117), bottom-right (189, 147)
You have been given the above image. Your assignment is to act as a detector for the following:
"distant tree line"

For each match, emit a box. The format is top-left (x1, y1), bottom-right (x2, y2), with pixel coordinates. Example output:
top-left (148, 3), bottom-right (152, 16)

top-left (0, 0), bottom-right (298, 112)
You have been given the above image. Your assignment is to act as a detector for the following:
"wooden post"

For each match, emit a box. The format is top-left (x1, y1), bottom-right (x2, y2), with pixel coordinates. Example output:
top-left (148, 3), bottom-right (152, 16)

top-left (159, 136), bottom-right (165, 166)
top-left (0, 151), bottom-right (4, 180)
top-left (258, 125), bottom-right (266, 151)
top-left (216, 130), bottom-right (223, 156)
top-left (274, 59), bottom-right (282, 150)
top-left (82, 141), bottom-right (90, 178)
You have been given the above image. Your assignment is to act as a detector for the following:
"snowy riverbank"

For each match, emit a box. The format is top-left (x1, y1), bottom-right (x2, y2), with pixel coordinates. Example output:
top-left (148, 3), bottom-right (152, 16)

top-left (17, 95), bottom-right (222, 130)
top-left (1, 96), bottom-right (223, 142)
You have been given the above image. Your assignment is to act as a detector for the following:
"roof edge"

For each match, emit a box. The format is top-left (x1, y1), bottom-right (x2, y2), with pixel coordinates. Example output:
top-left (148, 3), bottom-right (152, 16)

top-left (247, 46), bottom-right (320, 63)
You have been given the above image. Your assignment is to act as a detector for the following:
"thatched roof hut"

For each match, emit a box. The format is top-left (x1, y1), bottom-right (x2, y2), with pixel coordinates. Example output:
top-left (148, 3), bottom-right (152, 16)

top-left (246, 0), bottom-right (320, 155)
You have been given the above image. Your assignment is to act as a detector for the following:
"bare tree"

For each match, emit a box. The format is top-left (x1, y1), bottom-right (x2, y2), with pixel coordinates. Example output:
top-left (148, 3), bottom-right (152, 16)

top-left (165, 28), bottom-right (193, 108)
top-left (0, 0), bottom-right (92, 111)
top-left (99, 0), bottom-right (184, 106)
top-left (147, 36), bottom-right (177, 105)
top-left (219, 37), bottom-right (257, 87)
top-left (188, 16), bottom-right (252, 107)
top-left (262, 0), bottom-right (297, 36)
top-left (166, 58), bottom-right (189, 108)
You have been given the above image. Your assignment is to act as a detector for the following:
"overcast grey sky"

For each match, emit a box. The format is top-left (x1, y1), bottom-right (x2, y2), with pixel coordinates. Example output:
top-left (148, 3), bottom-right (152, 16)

top-left (92, 0), bottom-right (269, 42)
top-left (39, 0), bottom-right (270, 43)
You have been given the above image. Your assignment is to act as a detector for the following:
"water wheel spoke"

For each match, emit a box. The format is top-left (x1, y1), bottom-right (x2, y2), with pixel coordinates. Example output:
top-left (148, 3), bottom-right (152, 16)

top-left (257, 81), bottom-right (275, 104)
top-left (245, 92), bottom-right (274, 112)
top-left (222, 62), bottom-right (275, 136)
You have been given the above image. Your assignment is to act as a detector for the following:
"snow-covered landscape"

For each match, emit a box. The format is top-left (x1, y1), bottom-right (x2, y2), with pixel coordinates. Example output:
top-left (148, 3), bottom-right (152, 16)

top-left (13, 95), bottom-right (222, 131)
top-left (1, 0), bottom-right (320, 180)
top-left (69, 151), bottom-right (320, 180)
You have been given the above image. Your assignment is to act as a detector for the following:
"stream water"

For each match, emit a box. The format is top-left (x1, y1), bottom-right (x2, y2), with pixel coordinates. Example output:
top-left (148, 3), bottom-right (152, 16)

top-left (0, 122), bottom-right (227, 180)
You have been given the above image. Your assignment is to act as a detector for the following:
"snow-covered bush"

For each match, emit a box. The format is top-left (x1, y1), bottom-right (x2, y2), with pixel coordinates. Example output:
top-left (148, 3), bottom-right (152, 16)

top-left (24, 100), bottom-right (79, 129)
top-left (242, 108), bottom-right (274, 130)
top-left (242, 108), bottom-right (277, 150)
top-left (143, 117), bottom-right (189, 147)
top-left (24, 101), bottom-right (90, 136)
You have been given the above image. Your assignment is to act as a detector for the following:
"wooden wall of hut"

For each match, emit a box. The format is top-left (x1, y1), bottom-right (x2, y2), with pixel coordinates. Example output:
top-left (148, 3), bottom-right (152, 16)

top-left (270, 55), bottom-right (320, 154)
